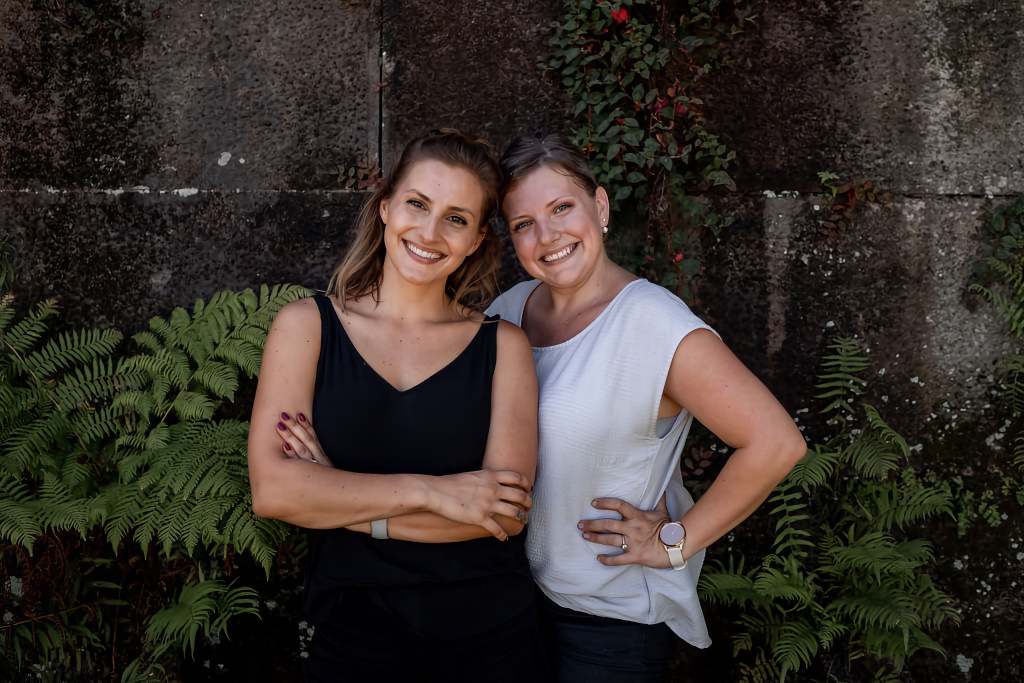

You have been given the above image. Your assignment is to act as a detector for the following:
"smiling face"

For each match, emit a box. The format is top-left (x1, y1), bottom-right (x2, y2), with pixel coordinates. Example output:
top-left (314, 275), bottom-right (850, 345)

top-left (379, 159), bottom-right (487, 290)
top-left (503, 164), bottom-right (610, 290)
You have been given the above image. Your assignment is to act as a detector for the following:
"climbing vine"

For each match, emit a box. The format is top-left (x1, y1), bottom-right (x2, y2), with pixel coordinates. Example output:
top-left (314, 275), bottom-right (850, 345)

top-left (543, 0), bottom-right (753, 300)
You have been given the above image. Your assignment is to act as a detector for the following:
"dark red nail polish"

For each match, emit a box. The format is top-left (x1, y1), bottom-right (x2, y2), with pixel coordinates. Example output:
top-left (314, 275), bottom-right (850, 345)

top-left (281, 412), bottom-right (291, 421)
top-left (284, 442), bottom-right (292, 451)
top-left (277, 422), bottom-right (287, 431)
top-left (298, 413), bottom-right (307, 423)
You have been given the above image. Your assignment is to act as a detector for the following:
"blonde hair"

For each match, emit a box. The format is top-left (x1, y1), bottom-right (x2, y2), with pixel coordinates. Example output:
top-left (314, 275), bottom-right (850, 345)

top-left (328, 129), bottom-right (502, 312)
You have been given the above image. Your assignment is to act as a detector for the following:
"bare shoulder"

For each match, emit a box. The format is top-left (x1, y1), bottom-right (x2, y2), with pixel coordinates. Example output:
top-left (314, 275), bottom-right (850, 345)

top-left (495, 319), bottom-right (534, 366)
top-left (495, 319), bottom-right (530, 348)
top-left (268, 296), bottom-right (321, 339)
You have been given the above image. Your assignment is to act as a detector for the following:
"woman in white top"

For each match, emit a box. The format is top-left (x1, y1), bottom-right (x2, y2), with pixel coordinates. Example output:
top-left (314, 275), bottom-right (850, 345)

top-left (486, 134), bottom-right (807, 682)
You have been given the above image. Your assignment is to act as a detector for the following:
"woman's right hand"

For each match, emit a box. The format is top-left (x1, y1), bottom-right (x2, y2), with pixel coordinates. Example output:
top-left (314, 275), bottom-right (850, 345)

top-left (425, 470), bottom-right (533, 541)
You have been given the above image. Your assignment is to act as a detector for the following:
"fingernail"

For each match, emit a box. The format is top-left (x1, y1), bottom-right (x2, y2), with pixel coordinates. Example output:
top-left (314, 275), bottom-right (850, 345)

top-left (577, 522), bottom-right (584, 529)
top-left (583, 533), bottom-right (591, 540)
top-left (281, 412), bottom-right (291, 421)
top-left (284, 442), bottom-right (292, 451)
top-left (277, 422), bottom-right (287, 431)
top-left (298, 413), bottom-right (307, 423)
top-left (592, 499), bottom-right (598, 507)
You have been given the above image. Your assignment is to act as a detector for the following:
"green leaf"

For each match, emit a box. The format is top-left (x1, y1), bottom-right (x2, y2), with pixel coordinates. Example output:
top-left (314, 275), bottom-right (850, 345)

top-left (614, 186), bottom-right (632, 202)
top-left (606, 143), bottom-right (621, 160)
top-left (623, 130), bottom-right (643, 147)
top-left (682, 259), bottom-right (702, 276)
top-left (627, 171), bottom-right (646, 183)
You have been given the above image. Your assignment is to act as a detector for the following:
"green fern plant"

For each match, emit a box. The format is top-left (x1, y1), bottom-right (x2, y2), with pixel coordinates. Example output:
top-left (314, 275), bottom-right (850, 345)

top-left (969, 197), bottom-right (1024, 470)
top-left (0, 269), bottom-right (310, 680)
top-left (105, 285), bottom-right (308, 572)
top-left (699, 337), bottom-right (959, 682)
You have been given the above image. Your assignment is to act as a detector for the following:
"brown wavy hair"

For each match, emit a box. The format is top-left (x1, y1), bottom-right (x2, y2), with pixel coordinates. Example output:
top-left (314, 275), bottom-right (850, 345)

top-left (498, 133), bottom-right (599, 204)
top-left (328, 129), bottom-right (503, 312)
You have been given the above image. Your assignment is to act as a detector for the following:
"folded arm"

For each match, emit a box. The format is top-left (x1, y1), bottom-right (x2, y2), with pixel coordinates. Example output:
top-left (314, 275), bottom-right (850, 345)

top-left (345, 320), bottom-right (539, 542)
top-left (247, 299), bottom-right (531, 539)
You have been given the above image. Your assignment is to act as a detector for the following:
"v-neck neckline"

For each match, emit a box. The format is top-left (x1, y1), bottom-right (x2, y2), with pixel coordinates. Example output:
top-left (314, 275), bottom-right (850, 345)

top-left (324, 297), bottom-right (489, 394)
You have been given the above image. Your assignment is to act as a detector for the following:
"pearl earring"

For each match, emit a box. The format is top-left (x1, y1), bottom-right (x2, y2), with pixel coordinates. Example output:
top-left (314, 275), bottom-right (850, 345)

top-left (603, 226), bottom-right (608, 234)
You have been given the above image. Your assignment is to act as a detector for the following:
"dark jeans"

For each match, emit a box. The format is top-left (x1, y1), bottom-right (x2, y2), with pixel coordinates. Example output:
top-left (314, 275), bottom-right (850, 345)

top-left (305, 589), bottom-right (547, 683)
top-left (538, 591), bottom-right (678, 682)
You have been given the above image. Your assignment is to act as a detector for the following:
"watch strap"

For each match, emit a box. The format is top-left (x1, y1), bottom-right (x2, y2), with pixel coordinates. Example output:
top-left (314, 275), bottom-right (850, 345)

top-left (370, 519), bottom-right (389, 539)
top-left (666, 544), bottom-right (687, 570)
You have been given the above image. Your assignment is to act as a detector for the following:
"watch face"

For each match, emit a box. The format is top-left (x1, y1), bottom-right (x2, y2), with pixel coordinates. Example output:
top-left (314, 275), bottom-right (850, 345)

top-left (660, 523), bottom-right (685, 546)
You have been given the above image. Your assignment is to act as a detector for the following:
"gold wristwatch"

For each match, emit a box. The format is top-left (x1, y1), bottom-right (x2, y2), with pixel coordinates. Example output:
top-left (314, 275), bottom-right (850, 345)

top-left (659, 521), bottom-right (687, 570)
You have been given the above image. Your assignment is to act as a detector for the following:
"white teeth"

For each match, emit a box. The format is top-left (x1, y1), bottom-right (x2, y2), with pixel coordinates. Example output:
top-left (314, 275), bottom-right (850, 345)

top-left (407, 242), bottom-right (443, 259)
top-left (543, 243), bottom-right (576, 262)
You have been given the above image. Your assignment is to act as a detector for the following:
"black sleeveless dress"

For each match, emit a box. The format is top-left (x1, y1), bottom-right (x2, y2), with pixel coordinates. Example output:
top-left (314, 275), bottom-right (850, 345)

top-left (304, 294), bottom-right (535, 641)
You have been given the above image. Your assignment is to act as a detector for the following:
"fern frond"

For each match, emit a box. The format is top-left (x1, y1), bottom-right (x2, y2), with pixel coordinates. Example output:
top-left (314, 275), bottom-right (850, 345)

top-left (0, 476), bottom-right (42, 548)
top-left (843, 433), bottom-right (901, 479)
top-left (773, 618), bottom-right (818, 683)
top-left (862, 404), bottom-right (910, 459)
top-left (192, 360), bottom-right (239, 401)
top-left (828, 585), bottom-right (921, 632)
top-left (825, 529), bottom-right (920, 583)
top-left (783, 444), bottom-right (841, 491)
top-left (698, 556), bottom-right (763, 606)
top-left (171, 391), bottom-right (217, 421)
top-left (20, 328), bottom-right (123, 379)
top-left (2, 299), bottom-right (61, 355)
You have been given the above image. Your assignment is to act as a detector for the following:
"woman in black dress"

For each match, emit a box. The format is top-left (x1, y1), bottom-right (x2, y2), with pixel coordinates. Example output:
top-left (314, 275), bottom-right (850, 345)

top-left (247, 129), bottom-right (543, 682)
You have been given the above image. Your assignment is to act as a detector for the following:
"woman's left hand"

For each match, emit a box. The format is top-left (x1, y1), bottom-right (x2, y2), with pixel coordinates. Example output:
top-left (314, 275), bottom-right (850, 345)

top-left (578, 494), bottom-right (672, 568)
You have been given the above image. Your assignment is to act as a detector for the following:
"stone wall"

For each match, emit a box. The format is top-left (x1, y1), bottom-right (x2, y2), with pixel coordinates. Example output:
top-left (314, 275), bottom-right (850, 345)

top-left (2, 0), bottom-right (1023, 679)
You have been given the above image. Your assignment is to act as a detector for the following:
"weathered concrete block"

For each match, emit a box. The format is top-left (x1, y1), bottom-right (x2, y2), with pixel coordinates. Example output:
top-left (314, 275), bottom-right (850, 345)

top-left (696, 192), bottom-right (1009, 434)
top-left (706, 0), bottom-right (1024, 195)
top-left (0, 188), bottom-right (366, 331)
top-left (381, 0), bottom-right (569, 164)
top-left (0, 0), bottom-right (379, 191)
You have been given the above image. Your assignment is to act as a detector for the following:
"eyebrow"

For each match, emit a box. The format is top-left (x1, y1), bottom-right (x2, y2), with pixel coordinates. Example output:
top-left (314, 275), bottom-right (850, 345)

top-left (407, 189), bottom-right (476, 218)
top-left (509, 195), bottom-right (574, 223)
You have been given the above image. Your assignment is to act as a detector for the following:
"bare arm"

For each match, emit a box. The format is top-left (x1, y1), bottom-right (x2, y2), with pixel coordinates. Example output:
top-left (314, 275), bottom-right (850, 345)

top-left (248, 299), bottom-right (531, 538)
top-left (579, 329), bottom-right (807, 567)
top-left (347, 320), bottom-right (539, 542)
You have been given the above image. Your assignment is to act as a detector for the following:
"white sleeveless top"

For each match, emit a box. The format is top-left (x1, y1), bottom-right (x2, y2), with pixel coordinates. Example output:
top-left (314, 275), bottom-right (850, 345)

top-left (486, 279), bottom-right (714, 648)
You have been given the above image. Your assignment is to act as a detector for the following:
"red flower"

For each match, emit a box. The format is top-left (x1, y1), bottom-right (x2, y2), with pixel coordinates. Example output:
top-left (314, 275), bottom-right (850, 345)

top-left (610, 8), bottom-right (628, 23)
top-left (653, 97), bottom-right (668, 115)
top-left (674, 253), bottom-right (683, 262)
top-left (674, 101), bottom-right (688, 116)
